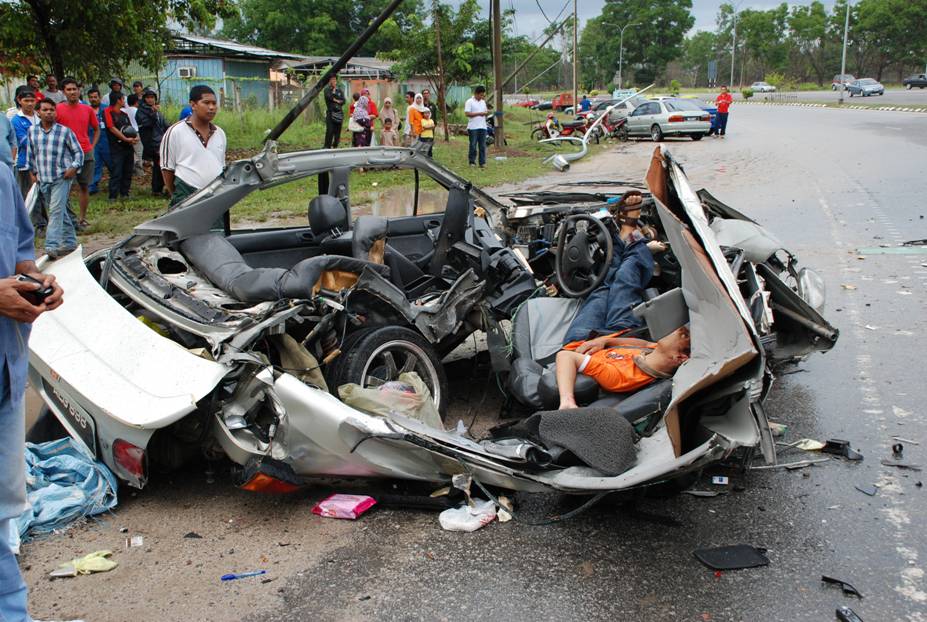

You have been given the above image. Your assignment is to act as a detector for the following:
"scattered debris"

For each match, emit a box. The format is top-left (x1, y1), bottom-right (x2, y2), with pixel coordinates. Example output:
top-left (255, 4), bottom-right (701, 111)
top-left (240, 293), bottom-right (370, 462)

top-left (497, 496), bottom-right (514, 523)
top-left (184, 531), bottom-right (203, 539)
top-left (855, 485), bottom-right (878, 497)
top-left (129, 536), bottom-right (144, 548)
top-left (438, 499), bottom-right (497, 532)
top-left (892, 443), bottom-right (904, 457)
top-left (693, 545), bottom-right (770, 571)
top-left (768, 422), bottom-right (788, 437)
top-left (50, 550), bottom-right (118, 578)
top-left (221, 570), bottom-right (267, 582)
top-left (892, 436), bottom-right (919, 445)
top-left (822, 439), bottom-right (863, 461)
top-left (683, 490), bottom-right (726, 498)
top-left (840, 284), bottom-right (857, 291)
top-left (312, 494), bottom-right (377, 520)
top-left (836, 606), bottom-right (864, 622)
top-left (880, 459), bottom-right (923, 472)
top-left (795, 439), bottom-right (826, 451)
top-left (751, 458), bottom-right (830, 471)
top-left (892, 406), bottom-right (913, 419)
top-left (822, 575), bottom-right (863, 598)
top-left (711, 476), bottom-right (729, 486)
top-left (864, 325), bottom-right (879, 331)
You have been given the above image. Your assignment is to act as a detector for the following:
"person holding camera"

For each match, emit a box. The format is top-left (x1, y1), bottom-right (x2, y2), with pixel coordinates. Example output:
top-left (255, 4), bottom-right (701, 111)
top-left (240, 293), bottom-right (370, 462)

top-left (0, 160), bottom-right (63, 622)
top-left (103, 91), bottom-right (138, 201)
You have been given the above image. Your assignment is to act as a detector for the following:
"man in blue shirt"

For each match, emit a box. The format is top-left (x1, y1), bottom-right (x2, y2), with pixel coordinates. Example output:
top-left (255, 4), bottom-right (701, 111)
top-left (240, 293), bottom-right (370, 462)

top-left (27, 99), bottom-right (83, 259)
top-left (0, 161), bottom-right (63, 622)
top-left (579, 94), bottom-right (591, 112)
top-left (0, 113), bottom-right (15, 169)
top-left (87, 87), bottom-right (112, 195)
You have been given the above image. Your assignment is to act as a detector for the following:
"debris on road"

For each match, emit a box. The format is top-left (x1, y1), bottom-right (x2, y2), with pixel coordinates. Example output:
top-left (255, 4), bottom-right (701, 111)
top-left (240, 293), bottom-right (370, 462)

top-left (438, 499), bottom-right (497, 532)
top-left (891, 436), bottom-right (919, 445)
top-left (311, 494), bottom-right (377, 520)
top-left (711, 476), bottom-right (729, 485)
top-left (822, 439), bottom-right (864, 461)
top-left (14, 438), bottom-right (119, 546)
top-left (855, 485), bottom-right (878, 496)
top-left (221, 570), bottom-right (267, 582)
top-left (841, 284), bottom-right (857, 290)
top-left (822, 575), bottom-right (864, 598)
top-left (880, 459), bottom-right (923, 472)
top-left (768, 422), bottom-right (788, 437)
top-left (693, 545), bottom-right (770, 570)
top-left (751, 458), bottom-right (830, 470)
top-left (836, 606), bottom-right (864, 622)
top-left (50, 550), bottom-right (118, 578)
top-left (184, 531), bottom-right (203, 539)
top-left (129, 536), bottom-right (144, 548)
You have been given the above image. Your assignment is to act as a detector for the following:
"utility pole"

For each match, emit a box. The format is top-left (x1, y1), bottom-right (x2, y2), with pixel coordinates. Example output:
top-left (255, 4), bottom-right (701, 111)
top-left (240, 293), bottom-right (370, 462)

top-left (838, 0), bottom-right (850, 105)
top-left (572, 0), bottom-right (578, 111)
top-left (730, 12), bottom-right (737, 87)
top-left (617, 23), bottom-right (639, 90)
top-left (487, 20), bottom-right (565, 105)
top-left (491, 0), bottom-right (505, 148)
top-left (433, 0), bottom-right (450, 141)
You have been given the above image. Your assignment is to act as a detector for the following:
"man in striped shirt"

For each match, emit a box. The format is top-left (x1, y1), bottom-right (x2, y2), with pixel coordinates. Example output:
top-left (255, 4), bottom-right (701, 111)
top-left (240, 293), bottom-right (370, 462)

top-left (27, 99), bottom-right (83, 259)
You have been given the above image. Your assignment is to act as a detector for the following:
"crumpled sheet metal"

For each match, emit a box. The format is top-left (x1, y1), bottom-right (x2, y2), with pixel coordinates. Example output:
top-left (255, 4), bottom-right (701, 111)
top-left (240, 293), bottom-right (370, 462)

top-left (14, 438), bottom-right (118, 543)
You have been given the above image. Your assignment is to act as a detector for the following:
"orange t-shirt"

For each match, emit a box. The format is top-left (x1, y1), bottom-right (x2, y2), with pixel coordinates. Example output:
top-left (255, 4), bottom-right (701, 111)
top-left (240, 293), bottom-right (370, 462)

top-left (564, 339), bottom-right (657, 393)
top-left (408, 107), bottom-right (424, 136)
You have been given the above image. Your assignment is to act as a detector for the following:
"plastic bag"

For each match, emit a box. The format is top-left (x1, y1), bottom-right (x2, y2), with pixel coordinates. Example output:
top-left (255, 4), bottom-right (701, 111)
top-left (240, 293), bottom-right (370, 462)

top-left (438, 499), bottom-right (497, 532)
top-left (339, 371), bottom-right (442, 429)
top-left (50, 550), bottom-right (118, 578)
top-left (311, 494), bottom-right (377, 520)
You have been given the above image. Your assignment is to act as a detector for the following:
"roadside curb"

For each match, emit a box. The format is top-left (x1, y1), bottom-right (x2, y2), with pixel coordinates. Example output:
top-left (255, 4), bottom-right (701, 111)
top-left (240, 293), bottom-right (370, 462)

top-left (736, 100), bottom-right (927, 113)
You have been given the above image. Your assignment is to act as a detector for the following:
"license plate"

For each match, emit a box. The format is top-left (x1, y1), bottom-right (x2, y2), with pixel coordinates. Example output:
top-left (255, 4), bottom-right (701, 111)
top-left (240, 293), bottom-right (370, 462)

top-left (42, 379), bottom-right (97, 456)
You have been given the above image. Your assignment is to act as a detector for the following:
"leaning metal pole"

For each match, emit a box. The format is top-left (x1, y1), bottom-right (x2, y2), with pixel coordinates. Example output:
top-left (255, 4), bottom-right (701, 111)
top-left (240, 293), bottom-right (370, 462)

top-left (264, 0), bottom-right (406, 143)
top-left (838, 0), bottom-right (850, 105)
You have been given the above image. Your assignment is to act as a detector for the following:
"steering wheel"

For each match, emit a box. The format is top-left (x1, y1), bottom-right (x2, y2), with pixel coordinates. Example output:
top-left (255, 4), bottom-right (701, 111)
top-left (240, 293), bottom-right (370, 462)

top-left (554, 214), bottom-right (614, 298)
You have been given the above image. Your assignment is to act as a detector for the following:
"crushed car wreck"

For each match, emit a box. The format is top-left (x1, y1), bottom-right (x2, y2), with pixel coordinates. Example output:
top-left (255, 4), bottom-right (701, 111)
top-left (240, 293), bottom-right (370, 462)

top-left (28, 143), bottom-right (838, 495)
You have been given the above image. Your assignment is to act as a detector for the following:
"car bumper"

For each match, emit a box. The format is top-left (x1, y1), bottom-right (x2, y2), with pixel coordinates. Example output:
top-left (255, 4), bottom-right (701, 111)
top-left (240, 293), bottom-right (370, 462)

top-left (661, 121), bottom-right (711, 135)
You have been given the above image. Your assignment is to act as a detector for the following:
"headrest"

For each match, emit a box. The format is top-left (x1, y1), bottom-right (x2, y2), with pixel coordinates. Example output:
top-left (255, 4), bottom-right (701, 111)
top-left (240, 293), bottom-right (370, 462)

top-left (352, 215), bottom-right (388, 259)
top-left (309, 195), bottom-right (348, 237)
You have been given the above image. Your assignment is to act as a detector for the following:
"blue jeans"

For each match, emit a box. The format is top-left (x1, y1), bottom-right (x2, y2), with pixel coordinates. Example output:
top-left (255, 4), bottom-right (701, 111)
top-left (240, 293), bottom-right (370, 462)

top-left (0, 366), bottom-right (31, 622)
top-left (563, 238), bottom-right (654, 344)
top-left (468, 129), bottom-right (487, 166)
top-left (39, 178), bottom-right (77, 255)
top-left (717, 112), bottom-right (729, 135)
top-left (90, 138), bottom-right (112, 194)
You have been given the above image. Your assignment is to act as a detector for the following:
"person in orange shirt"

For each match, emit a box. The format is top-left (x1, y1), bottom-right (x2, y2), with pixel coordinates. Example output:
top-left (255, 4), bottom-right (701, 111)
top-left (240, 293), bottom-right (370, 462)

top-left (555, 326), bottom-right (690, 410)
top-left (408, 93), bottom-right (426, 139)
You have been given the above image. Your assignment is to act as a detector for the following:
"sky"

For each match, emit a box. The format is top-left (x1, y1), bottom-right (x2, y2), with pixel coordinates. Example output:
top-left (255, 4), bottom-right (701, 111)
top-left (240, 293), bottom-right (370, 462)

top-left (458, 0), bottom-right (838, 36)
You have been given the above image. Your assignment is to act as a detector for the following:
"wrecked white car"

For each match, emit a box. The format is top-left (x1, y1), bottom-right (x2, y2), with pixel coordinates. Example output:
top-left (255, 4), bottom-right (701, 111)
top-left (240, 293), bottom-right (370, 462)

top-left (27, 144), bottom-right (837, 495)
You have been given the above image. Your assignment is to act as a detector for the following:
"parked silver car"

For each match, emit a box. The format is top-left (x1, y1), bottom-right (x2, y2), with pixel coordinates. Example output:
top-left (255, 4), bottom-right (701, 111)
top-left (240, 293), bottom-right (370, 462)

top-left (623, 98), bottom-right (711, 142)
top-left (847, 78), bottom-right (885, 97)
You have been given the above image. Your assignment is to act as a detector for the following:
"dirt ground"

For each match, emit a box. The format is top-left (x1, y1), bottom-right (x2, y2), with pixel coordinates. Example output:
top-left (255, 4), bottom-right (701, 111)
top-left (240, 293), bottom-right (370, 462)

top-left (20, 141), bottom-right (645, 622)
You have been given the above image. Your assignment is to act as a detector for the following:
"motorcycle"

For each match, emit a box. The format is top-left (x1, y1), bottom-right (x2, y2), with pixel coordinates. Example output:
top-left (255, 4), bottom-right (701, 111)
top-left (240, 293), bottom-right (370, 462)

top-left (531, 115), bottom-right (595, 142)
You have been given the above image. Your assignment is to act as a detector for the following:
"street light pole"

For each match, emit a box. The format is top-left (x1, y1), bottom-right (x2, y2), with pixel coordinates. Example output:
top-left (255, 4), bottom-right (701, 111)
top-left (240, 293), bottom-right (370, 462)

top-left (838, 0), bottom-right (850, 105)
top-left (572, 0), bottom-right (578, 114)
top-left (618, 23), bottom-right (638, 90)
top-left (730, 12), bottom-right (737, 87)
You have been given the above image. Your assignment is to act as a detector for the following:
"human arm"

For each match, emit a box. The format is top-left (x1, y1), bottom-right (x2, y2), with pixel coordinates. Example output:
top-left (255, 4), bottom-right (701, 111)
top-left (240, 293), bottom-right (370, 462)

top-left (88, 108), bottom-right (100, 150)
top-left (63, 128), bottom-right (83, 179)
top-left (161, 169), bottom-right (175, 195)
top-left (555, 349), bottom-right (585, 409)
top-left (159, 125), bottom-right (175, 194)
top-left (573, 334), bottom-right (653, 355)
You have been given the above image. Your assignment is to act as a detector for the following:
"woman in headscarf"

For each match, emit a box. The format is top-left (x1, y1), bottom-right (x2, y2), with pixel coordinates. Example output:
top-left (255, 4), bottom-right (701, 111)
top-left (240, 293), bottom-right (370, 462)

top-left (360, 88), bottom-right (378, 146)
top-left (379, 96), bottom-right (399, 132)
top-left (408, 93), bottom-right (426, 139)
top-left (351, 94), bottom-right (371, 147)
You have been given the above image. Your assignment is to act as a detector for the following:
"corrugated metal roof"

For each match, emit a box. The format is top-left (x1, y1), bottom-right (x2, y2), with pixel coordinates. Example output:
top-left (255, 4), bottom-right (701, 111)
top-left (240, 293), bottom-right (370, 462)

top-left (171, 34), bottom-right (305, 60)
top-left (293, 56), bottom-right (396, 71)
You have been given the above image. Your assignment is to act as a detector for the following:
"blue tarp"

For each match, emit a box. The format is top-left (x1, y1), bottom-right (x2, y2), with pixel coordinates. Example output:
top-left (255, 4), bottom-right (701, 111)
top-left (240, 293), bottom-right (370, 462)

top-left (14, 438), bottom-right (118, 542)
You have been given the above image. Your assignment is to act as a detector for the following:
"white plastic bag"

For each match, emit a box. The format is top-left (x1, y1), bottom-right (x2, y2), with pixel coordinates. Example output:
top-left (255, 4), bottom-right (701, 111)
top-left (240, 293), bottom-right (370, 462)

top-left (438, 499), bottom-right (497, 532)
top-left (339, 371), bottom-right (442, 429)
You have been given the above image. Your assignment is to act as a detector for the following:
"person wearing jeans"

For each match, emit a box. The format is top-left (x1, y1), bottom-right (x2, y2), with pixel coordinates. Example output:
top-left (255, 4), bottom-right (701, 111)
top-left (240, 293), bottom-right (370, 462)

top-left (104, 92), bottom-right (137, 200)
top-left (464, 85), bottom-right (488, 168)
top-left (87, 87), bottom-right (112, 195)
top-left (27, 99), bottom-right (83, 259)
top-left (0, 160), bottom-right (64, 622)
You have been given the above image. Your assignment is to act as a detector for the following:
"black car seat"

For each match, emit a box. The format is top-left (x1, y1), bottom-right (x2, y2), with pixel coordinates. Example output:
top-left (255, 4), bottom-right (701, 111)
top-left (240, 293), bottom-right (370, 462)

top-left (310, 195), bottom-right (354, 256)
top-left (351, 215), bottom-right (427, 292)
top-left (428, 186), bottom-right (471, 277)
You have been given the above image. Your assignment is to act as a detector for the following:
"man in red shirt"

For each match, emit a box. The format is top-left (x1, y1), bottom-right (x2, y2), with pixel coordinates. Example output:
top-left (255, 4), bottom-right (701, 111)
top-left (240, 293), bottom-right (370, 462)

top-left (55, 77), bottom-right (99, 228)
top-left (713, 85), bottom-right (733, 138)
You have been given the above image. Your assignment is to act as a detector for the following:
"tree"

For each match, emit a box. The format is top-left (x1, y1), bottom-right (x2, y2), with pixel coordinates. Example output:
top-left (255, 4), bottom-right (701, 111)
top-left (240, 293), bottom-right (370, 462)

top-left (221, 0), bottom-right (425, 57)
top-left (0, 0), bottom-right (231, 81)
top-left (737, 4), bottom-right (789, 80)
top-left (853, 0), bottom-right (927, 81)
top-left (787, 1), bottom-right (834, 85)
top-left (682, 31), bottom-right (719, 87)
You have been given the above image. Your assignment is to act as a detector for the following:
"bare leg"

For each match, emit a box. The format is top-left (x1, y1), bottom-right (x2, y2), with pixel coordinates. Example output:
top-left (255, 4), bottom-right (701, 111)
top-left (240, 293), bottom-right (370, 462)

top-left (77, 184), bottom-right (89, 223)
top-left (555, 350), bottom-right (585, 410)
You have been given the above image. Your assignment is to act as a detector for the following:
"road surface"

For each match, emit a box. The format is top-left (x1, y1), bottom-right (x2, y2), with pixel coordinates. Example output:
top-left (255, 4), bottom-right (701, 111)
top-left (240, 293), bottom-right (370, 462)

top-left (21, 104), bottom-right (927, 622)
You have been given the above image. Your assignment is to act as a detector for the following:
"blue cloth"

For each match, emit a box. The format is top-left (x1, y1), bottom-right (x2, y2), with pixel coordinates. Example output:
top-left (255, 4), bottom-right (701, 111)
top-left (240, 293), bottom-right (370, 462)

top-left (580, 97), bottom-right (591, 112)
top-left (13, 438), bottom-right (118, 542)
top-left (0, 517), bottom-right (31, 622)
top-left (563, 233), bottom-right (654, 344)
top-left (0, 115), bottom-right (15, 169)
top-left (468, 129), bottom-right (486, 166)
top-left (10, 112), bottom-right (37, 171)
top-left (179, 105), bottom-right (192, 121)
top-left (26, 123), bottom-right (83, 182)
top-left (39, 179), bottom-right (77, 255)
top-left (0, 163), bottom-right (34, 406)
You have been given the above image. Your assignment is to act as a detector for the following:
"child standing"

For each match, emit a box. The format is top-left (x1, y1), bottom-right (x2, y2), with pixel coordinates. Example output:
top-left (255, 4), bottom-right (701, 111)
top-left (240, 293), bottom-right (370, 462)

top-left (418, 108), bottom-right (435, 157)
top-left (380, 117), bottom-right (398, 146)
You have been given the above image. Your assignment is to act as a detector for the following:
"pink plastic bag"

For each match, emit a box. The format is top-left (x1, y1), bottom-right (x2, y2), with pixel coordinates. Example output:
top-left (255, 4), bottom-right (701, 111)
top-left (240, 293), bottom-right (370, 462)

top-left (311, 494), bottom-right (377, 520)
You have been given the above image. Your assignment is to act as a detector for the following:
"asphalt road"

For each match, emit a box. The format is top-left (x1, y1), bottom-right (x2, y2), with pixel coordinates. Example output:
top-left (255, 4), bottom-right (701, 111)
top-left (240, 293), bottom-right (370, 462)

top-left (23, 104), bottom-right (927, 622)
top-left (745, 87), bottom-right (927, 106)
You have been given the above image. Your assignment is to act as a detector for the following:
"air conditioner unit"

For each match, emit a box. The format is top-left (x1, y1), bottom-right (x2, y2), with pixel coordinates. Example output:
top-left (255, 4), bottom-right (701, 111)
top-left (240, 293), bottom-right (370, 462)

top-left (178, 66), bottom-right (196, 79)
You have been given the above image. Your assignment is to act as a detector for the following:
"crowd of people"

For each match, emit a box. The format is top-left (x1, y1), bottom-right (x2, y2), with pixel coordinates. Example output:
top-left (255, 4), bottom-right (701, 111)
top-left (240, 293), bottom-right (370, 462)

top-left (2, 74), bottom-right (227, 258)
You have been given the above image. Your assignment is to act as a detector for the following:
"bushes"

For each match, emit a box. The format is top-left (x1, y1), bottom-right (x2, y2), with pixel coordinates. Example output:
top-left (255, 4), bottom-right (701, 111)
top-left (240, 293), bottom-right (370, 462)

top-left (741, 87), bottom-right (754, 99)
top-left (670, 79), bottom-right (681, 96)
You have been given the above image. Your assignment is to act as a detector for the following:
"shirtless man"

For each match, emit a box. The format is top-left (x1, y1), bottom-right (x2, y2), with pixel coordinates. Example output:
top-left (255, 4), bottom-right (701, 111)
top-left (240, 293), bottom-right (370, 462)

top-left (556, 326), bottom-right (690, 410)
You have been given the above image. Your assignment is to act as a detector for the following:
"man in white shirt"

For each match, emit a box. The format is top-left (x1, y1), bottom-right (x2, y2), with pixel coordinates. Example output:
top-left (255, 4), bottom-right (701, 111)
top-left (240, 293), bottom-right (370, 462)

top-left (464, 85), bottom-right (489, 168)
top-left (159, 85), bottom-right (227, 207)
top-left (402, 91), bottom-right (415, 147)
top-left (126, 93), bottom-right (144, 176)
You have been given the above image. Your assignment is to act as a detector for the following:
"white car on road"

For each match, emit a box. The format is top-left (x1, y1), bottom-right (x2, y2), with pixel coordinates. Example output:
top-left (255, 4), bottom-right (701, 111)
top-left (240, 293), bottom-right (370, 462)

top-left (750, 81), bottom-right (776, 93)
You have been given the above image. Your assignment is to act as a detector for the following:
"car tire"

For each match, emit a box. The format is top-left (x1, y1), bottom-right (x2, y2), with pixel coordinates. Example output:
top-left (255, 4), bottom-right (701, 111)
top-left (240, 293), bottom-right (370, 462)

top-left (327, 325), bottom-right (448, 416)
top-left (650, 124), bottom-right (663, 142)
top-left (25, 405), bottom-right (68, 443)
top-left (690, 133), bottom-right (703, 141)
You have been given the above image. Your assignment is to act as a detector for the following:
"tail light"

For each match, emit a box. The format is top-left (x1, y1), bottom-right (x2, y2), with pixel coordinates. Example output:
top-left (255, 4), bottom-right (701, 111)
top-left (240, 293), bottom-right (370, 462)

top-left (700, 114), bottom-right (710, 121)
top-left (237, 458), bottom-right (303, 494)
top-left (113, 439), bottom-right (147, 488)
top-left (668, 115), bottom-right (684, 123)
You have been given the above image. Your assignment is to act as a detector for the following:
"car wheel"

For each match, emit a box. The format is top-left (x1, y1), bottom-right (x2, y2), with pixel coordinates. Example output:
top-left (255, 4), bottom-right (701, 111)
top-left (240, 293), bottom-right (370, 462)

top-left (327, 325), bottom-right (449, 415)
top-left (650, 124), bottom-right (663, 142)
top-left (26, 406), bottom-right (68, 443)
top-left (690, 133), bottom-right (703, 141)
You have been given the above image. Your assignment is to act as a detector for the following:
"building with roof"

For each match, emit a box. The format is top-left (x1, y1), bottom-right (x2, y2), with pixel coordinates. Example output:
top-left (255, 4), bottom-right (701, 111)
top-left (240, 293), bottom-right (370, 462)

top-left (150, 34), bottom-right (305, 108)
